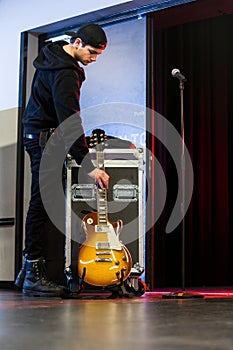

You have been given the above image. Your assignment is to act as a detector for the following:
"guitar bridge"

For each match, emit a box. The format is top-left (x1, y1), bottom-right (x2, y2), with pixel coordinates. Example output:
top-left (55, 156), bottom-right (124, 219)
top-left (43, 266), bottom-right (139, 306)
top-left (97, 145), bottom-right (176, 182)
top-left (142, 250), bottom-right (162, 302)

top-left (96, 251), bottom-right (111, 255)
top-left (95, 257), bottom-right (112, 263)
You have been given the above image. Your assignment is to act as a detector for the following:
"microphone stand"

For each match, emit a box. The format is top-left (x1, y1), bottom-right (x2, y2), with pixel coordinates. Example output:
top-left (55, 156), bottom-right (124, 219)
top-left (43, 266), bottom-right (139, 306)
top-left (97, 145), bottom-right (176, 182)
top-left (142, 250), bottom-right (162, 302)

top-left (163, 77), bottom-right (203, 299)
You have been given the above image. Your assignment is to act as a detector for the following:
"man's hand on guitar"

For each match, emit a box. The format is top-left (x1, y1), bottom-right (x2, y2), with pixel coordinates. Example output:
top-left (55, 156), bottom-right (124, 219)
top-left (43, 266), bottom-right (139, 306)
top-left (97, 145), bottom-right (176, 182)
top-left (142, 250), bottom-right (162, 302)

top-left (88, 168), bottom-right (109, 190)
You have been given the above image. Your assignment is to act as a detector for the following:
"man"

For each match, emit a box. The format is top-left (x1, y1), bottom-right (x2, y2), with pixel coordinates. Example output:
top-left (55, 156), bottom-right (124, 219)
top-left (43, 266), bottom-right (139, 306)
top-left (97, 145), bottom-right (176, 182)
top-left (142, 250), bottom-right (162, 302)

top-left (15, 23), bottom-right (109, 297)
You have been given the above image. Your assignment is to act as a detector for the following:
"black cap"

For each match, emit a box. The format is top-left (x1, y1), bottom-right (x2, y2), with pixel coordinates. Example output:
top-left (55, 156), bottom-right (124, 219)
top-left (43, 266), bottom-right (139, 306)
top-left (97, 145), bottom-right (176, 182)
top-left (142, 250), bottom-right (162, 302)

top-left (65, 23), bottom-right (107, 49)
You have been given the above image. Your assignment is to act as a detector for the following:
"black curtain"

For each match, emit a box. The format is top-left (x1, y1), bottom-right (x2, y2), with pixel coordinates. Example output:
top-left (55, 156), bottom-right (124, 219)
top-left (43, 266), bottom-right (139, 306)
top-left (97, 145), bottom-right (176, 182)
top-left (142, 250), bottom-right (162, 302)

top-left (146, 12), bottom-right (233, 288)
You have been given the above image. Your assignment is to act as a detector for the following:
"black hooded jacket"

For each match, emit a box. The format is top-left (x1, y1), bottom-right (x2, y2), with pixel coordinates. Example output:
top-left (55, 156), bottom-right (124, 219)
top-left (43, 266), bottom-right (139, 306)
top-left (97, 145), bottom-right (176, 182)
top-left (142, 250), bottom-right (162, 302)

top-left (22, 40), bottom-right (94, 172)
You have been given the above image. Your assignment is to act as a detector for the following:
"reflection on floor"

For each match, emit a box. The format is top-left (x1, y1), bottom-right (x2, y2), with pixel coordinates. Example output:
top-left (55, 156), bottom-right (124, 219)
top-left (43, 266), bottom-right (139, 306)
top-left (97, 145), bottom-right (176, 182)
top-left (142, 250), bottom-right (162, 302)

top-left (1, 287), bottom-right (233, 350)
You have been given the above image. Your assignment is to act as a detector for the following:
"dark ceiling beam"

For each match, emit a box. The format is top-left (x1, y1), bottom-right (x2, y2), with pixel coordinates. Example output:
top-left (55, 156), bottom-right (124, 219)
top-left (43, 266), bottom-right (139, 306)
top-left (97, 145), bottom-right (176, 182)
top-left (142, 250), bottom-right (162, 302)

top-left (29, 0), bottom-right (197, 37)
top-left (152, 0), bottom-right (233, 29)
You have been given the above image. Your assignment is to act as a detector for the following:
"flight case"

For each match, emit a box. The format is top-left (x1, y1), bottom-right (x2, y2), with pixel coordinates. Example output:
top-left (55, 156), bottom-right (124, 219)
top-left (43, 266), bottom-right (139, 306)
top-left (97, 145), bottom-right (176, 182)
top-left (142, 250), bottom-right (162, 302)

top-left (64, 148), bottom-right (146, 296)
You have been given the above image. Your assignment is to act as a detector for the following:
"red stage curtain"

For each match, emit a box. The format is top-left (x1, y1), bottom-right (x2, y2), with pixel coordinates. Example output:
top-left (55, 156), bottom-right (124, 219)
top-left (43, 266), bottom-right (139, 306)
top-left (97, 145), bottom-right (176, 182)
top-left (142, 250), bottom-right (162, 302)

top-left (146, 12), bottom-right (233, 288)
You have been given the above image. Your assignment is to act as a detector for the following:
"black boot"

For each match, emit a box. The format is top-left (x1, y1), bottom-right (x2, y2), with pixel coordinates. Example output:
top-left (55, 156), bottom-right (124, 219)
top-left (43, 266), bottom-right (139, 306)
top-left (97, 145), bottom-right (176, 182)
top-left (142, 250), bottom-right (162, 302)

top-left (15, 255), bottom-right (27, 290)
top-left (22, 257), bottom-right (66, 297)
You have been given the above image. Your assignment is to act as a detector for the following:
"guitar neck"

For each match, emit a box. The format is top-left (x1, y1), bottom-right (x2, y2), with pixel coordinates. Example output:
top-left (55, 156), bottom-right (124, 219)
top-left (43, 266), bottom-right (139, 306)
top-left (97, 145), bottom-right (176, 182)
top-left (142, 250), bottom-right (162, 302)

top-left (96, 150), bottom-right (108, 225)
top-left (96, 151), bottom-right (105, 171)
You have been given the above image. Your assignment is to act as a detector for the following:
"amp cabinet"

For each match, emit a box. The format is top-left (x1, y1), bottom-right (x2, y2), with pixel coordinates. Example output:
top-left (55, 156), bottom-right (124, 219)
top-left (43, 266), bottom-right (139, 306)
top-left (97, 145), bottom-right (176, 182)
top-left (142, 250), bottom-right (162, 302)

top-left (65, 148), bottom-right (145, 282)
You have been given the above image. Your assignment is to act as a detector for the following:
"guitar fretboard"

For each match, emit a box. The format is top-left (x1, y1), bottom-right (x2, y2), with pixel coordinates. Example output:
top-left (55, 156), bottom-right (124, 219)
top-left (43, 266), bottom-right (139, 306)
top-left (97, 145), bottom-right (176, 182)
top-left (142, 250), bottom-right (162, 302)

top-left (96, 150), bottom-right (108, 225)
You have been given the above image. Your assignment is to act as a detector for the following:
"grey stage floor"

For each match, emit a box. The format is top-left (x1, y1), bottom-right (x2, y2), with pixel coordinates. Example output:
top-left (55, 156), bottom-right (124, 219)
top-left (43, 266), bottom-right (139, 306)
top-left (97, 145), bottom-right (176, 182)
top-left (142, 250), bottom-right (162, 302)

top-left (1, 288), bottom-right (233, 350)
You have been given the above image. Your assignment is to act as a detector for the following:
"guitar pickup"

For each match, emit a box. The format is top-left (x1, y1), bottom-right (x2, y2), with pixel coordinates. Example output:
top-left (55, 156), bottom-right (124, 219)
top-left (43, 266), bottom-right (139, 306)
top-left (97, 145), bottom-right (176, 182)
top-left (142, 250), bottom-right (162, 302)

top-left (95, 258), bottom-right (112, 263)
top-left (96, 242), bottom-right (110, 249)
top-left (95, 225), bottom-right (110, 232)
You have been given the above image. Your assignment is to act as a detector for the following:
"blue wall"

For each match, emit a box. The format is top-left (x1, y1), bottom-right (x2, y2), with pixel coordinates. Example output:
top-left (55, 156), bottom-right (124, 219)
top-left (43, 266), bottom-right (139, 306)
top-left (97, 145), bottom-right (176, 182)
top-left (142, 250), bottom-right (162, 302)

top-left (80, 18), bottom-right (146, 147)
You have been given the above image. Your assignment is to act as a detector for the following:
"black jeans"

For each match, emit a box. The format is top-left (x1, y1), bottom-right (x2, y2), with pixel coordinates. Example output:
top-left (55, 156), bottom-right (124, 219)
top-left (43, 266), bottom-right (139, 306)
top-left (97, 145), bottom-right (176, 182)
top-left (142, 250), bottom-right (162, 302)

top-left (23, 138), bottom-right (65, 260)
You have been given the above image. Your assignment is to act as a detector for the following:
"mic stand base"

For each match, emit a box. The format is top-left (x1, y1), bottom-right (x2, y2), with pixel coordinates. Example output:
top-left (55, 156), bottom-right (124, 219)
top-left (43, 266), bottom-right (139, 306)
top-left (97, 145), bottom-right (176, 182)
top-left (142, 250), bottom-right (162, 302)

top-left (162, 290), bottom-right (204, 299)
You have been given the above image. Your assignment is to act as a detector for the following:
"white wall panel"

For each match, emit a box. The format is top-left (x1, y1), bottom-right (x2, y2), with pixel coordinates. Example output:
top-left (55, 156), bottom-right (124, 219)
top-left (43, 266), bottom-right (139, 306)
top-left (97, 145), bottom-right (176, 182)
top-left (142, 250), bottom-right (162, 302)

top-left (0, 227), bottom-right (15, 281)
top-left (0, 0), bottom-right (132, 110)
top-left (80, 18), bottom-right (146, 146)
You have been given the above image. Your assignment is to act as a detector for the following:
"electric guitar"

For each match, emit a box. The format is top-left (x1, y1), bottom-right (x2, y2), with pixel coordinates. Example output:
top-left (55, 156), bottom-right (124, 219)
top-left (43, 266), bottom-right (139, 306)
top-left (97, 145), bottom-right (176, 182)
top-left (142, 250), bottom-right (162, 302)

top-left (78, 129), bottom-right (132, 287)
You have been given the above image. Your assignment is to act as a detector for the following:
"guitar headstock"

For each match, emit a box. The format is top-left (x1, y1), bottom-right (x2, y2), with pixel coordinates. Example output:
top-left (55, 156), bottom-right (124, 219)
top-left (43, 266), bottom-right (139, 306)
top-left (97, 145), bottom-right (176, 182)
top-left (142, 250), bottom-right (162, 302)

top-left (89, 129), bottom-right (107, 151)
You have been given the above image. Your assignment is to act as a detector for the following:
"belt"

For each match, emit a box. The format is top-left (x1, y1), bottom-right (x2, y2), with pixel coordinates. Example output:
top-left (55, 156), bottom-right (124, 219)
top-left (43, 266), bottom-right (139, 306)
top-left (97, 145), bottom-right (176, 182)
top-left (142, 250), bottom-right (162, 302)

top-left (24, 133), bottom-right (40, 139)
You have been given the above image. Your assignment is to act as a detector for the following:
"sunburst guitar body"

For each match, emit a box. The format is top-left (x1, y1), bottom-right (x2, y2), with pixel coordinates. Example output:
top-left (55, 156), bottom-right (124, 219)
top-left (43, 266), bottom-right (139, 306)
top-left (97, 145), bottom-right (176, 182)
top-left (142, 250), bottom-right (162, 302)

top-left (78, 212), bottom-right (132, 286)
top-left (78, 129), bottom-right (132, 287)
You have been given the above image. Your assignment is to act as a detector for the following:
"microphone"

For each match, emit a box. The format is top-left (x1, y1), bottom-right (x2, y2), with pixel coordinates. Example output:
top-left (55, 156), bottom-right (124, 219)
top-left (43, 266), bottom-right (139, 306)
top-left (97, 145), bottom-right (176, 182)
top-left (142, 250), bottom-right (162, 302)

top-left (171, 68), bottom-right (187, 82)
